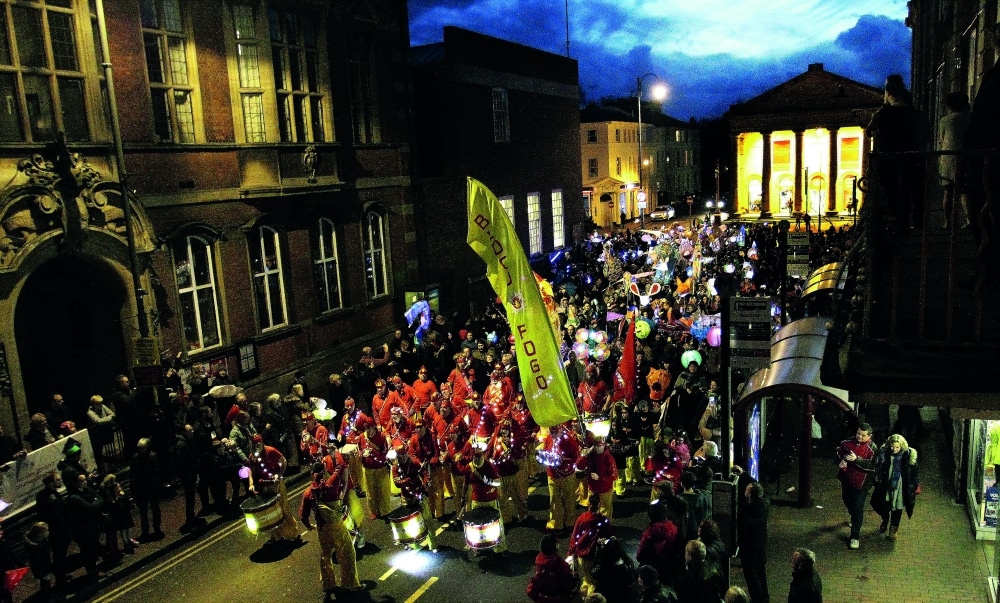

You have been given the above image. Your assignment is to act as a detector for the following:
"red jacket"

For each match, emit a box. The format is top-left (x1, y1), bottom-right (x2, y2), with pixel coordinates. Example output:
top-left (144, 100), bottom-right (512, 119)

top-left (542, 430), bottom-right (580, 479)
top-left (576, 447), bottom-right (618, 495)
top-left (567, 510), bottom-right (612, 558)
top-left (636, 519), bottom-right (680, 579)
top-left (526, 551), bottom-right (578, 603)
top-left (458, 453), bottom-right (500, 503)
top-left (358, 430), bottom-right (389, 470)
top-left (837, 437), bottom-right (876, 490)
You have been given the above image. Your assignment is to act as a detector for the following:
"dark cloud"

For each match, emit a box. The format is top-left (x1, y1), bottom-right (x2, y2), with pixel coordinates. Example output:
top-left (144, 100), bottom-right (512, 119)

top-left (408, 2), bottom-right (911, 121)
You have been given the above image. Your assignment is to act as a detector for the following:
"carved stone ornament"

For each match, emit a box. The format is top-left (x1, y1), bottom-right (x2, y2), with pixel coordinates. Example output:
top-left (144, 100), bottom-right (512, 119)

top-left (302, 145), bottom-right (318, 184)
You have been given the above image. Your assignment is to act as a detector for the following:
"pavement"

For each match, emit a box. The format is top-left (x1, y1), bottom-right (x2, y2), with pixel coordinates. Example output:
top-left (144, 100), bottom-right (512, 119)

top-left (11, 405), bottom-right (994, 602)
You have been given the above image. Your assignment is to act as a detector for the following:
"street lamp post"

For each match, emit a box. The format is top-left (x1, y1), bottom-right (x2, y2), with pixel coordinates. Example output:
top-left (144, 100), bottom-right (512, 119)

top-left (637, 74), bottom-right (666, 228)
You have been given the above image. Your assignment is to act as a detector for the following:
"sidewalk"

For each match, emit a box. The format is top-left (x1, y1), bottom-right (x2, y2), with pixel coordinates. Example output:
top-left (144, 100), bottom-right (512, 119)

top-left (13, 472), bottom-right (310, 603)
top-left (731, 406), bottom-right (992, 602)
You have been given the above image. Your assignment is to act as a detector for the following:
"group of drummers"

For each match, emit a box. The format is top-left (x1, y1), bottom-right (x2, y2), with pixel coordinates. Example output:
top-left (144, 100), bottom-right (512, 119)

top-left (245, 351), bottom-right (700, 592)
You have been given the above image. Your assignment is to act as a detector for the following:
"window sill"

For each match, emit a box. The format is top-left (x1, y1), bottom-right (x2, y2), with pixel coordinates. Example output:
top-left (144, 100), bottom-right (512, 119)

top-left (254, 323), bottom-right (303, 345)
top-left (314, 308), bottom-right (356, 325)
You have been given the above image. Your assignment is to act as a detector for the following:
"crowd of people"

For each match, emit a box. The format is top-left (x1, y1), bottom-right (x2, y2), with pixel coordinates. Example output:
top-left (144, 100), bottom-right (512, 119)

top-left (0, 215), bottom-right (857, 602)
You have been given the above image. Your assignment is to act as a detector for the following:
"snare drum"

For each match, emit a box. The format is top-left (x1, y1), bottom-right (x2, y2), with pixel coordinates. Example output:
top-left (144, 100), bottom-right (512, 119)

top-left (462, 506), bottom-right (503, 550)
top-left (340, 443), bottom-right (359, 458)
top-left (387, 505), bottom-right (426, 545)
top-left (240, 494), bottom-right (283, 534)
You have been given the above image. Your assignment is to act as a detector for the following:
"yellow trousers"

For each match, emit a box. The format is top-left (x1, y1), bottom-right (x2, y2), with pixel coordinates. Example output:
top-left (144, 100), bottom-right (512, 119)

top-left (363, 465), bottom-right (393, 518)
top-left (546, 474), bottom-right (577, 530)
top-left (318, 512), bottom-right (360, 591)
top-left (499, 473), bottom-right (529, 522)
top-left (269, 480), bottom-right (302, 541)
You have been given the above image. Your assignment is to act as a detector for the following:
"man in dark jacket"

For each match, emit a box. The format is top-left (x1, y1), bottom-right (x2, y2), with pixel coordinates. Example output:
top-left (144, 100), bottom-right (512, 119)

top-left (738, 481), bottom-right (770, 603)
top-left (64, 472), bottom-right (106, 581)
top-left (34, 471), bottom-right (71, 587)
top-left (526, 534), bottom-right (578, 603)
top-left (131, 437), bottom-right (164, 541)
top-left (174, 424), bottom-right (205, 532)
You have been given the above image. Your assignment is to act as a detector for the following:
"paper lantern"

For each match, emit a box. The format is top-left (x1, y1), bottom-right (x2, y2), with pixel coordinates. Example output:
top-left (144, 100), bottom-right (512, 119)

top-left (707, 326), bottom-right (722, 347)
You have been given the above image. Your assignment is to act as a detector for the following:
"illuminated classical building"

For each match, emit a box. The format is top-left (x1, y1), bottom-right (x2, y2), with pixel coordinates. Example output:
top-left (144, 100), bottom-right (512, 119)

top-left (726, 63), bottom-right (884, 219)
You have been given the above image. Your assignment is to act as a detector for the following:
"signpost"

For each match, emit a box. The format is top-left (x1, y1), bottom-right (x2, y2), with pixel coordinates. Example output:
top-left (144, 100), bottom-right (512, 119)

top-left (728, 297), bottom-right (772, 370)
top-left (786, 231), bottom-right (810, 280)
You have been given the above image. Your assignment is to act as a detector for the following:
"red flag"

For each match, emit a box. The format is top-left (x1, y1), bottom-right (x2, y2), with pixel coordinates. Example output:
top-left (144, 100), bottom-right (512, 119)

top-left (619, 317), bottom-right (637, 405)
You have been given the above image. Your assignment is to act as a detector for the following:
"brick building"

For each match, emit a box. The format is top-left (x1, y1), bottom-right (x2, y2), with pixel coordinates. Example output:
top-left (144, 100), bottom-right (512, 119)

top-left (0, 0), bottom-right (416, 433)
top-left (409, 27), bottom-right (585, 314)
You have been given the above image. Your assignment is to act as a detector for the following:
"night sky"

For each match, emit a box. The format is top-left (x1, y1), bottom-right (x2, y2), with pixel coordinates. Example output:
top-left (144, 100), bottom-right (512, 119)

top-left (407, 0), bottom-right (911, 121)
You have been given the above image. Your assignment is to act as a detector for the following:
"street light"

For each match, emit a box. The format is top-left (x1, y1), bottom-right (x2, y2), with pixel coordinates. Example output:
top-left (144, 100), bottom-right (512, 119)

top-left (637, 73), bottom-right (666, 227)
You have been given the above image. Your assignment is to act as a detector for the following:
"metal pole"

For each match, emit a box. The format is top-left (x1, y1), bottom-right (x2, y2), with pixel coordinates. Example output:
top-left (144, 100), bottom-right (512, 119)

top-left (97, 0), bottom-right (149, 340)
top-left (637, 76), bottom-right (644, 228)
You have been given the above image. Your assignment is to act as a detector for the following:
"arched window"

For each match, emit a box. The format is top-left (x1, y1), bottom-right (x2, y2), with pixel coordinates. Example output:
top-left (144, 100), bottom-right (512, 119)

top-left (249, 224), bottom-right (288, 330)
top-left (363, 210), bottom-right (389, 298)
top-left (313, 217), bottom-right (343, 312)
top-left (171, 234), bottom-right (222, 352)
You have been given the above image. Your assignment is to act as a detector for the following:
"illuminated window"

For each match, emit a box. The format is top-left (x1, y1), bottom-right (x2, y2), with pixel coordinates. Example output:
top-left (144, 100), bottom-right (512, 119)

top-left (551, 190), bottom-right (564, 248)
top-left (347, 29), bottom-right (378, 143)
top-left (313, 217), bottom-right (343, 312)
top-left (0, 0), bottom-right (91, 142)
top-left (232, 4), bottom-right (265, 142)
top-left (268, 6), bottom-right (324, 142)
top-left (363, 210), bottom-right (389, 298)
top-left (527, 192), bottom-right (541, 255)
top-left (172, 235), bottom-right (223, 352)
top-left (499, 195), bottom-right (514, 226)
top-left (249, 225), bottom-right (288, 330)
top-left (492, 87), bottom-right (509, 143)
top-left (142, 0), bottom-right (197, 143)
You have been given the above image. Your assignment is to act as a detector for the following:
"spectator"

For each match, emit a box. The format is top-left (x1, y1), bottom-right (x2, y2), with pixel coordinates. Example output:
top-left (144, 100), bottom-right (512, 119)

top-left (130, 437), bottom-right (164, 542)
top-left (636, 563), bottom-right (677, 603)
top-left (24, 521), bottom-right (53, 602)
top-left (34, 472), bottom-right (70, 588)
top-left (24, 414), bottom-right (55, 452)
top-left (86, 395), bottom-right (116, 472)
top-left (99, 473), bottom-right (136, 560)
top-left (738, 481), bottom-right (770, 603)
top-left (635, 500), bottom-right (680, 585)
top-left (673, 540), bottom-right (725, 603)
top-left (787, 548), bottom-right (823, 603)
top-left (64, 472), bottom-right (106, 581)
top-left (526, 533), bottom-right (579, 603)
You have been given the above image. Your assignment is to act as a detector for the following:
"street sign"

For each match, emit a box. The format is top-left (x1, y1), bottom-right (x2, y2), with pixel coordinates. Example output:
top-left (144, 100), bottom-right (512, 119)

top-left (637, 191), bottom-right (647, 203)
top-left (728, 297), bottom-right (772, 370)
top-left (638, 201), bottom-right (647, 209)
top-left (786, 232), bottom-right (811, 279)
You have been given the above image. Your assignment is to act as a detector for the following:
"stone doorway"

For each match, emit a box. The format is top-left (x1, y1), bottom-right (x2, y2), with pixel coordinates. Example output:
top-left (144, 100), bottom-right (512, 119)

top-left (15, 255), bottom-right (128, 423)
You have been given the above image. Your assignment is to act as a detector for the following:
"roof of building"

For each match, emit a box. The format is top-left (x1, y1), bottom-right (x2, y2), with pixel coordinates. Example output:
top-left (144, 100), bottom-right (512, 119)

top-left (579, 102), bottom-right (692, 128)
top-left (727, 63), bottom-right (884, 117)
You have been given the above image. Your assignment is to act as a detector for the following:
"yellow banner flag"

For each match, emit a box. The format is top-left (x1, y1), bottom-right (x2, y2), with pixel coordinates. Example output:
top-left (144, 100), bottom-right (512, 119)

top-left (467, 177), bottom-right (578, 427)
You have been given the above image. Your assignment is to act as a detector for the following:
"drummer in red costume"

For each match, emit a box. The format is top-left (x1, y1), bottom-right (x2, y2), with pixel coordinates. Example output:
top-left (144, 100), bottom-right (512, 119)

top-left (299, 462), bottom-right (362, 593)
top-left (447, 353), bottom-right (476, 400)
top-left (455, 442), bottom-right (507, 552)
top-left (576, 434), bottom-right (618, 518)
top-left (300, 411), bottom-right (329, 465)
top-left (492, 419), bottom-right (530, 524)
top-left (336, 397), bottom-right (367, 495)
top-left (383, 375), bottom-right (415, 423)
top-left (389, 445), bottom-right (436, 551)
top-left (577, 364), bottom-right (610, 417)
top-left (463, 392), bottom-right (497, 447)
top-left (411, 366), bottom-right (438, 414)
top-left (509, 393), bottom-right (541, 490)
top-left (540, 421), bottom-right (581, 532)
top-left (407, 416), bottom-right (446, 519)
top-left (370, 379), bottom-right (391, 430)
top-left (483, 364), bottom-right (515, 418)
top-left (356, 416), bottom-right (392, 519)
top-left (320, 440), bottom-right (366, 547)
top-left (385, 406), bottom-right (414, 444)
top-left (247, 434), bottom-right (302, 541)
top-left (567, 497), bottom-right (613, 597)
top-left (444, 419), bottom-right (471, 516)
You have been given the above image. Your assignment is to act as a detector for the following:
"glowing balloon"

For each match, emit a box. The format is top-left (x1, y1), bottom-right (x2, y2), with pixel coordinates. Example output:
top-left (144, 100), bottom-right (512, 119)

top-left (572, 342), bottom-right (591, 359)
top-left (591, 330), bottom-right (607, 344)
top-left (681, 350), bottom-right (703, 368)
top-left (593, 343), bottom-right (610, 362)
top-left (575, 328), bottom-right (590, 343)
top-left (707, 326), bottom-right (722, 347)
top-left (634, 320), bottom-right (651, 339)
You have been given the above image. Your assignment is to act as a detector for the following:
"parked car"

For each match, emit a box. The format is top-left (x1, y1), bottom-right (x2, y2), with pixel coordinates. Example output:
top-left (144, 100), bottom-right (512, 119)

top-left (648, 205), bottom-right (675, 220)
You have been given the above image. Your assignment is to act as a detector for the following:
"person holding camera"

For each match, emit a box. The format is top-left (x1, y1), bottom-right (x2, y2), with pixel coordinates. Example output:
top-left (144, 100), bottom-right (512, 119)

top-left (835, 422), bottom-right (876, 550)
